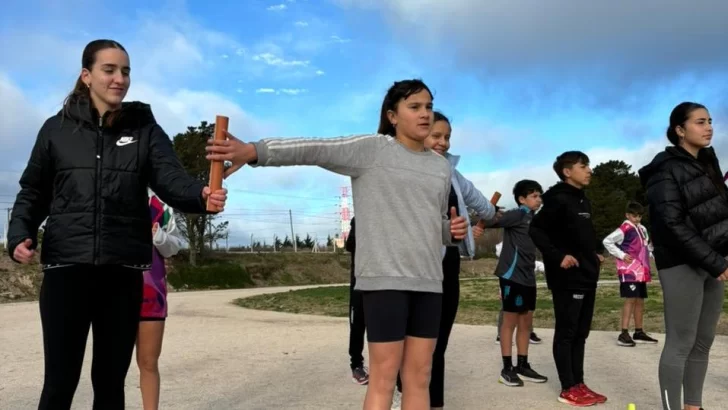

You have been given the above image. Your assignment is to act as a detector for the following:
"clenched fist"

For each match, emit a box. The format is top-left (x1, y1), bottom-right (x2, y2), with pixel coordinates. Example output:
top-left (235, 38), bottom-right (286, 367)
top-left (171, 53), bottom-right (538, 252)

top-left (450, 207), bottom-right (468, 240)
top-left (13, 238), bottom-right (35, 264)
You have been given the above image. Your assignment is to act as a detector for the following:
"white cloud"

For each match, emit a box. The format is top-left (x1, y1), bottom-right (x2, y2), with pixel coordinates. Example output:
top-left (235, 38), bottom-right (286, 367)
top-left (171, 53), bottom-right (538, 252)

top-left (254, 88), bottom-right (307, 95)
top-left (315, 70), bottom-right (325, 76)
top-left (132, 84), bottom-right (275, 146)
top-left (267, 4), bottom-right (287, 11)
top-left (335, 0), bottom-right (728, 79)
top-left (0, 4), bottom-right (353, 245)
top-left (330, 35), bottom-right (351, 43)
top-left (294, 21), bottom-right (309, 27)
top-left (252, 52), bottom-right (310, 67)
top-left (0, 32), bottom-right (83, 81)
top-left (279, 88), bottom-right (307, 95)
top-left (0, 73), bottom-right (48, 169)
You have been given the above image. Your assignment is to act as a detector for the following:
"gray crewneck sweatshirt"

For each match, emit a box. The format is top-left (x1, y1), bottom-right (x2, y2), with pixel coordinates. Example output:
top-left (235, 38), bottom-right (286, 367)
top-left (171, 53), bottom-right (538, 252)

top-left (252, 134), bottom-right (455, 293)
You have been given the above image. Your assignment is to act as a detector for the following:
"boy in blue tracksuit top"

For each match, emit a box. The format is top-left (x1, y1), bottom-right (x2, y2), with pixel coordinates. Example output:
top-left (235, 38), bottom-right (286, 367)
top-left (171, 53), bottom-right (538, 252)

top-left (479, 179), bottom-right (548, 387)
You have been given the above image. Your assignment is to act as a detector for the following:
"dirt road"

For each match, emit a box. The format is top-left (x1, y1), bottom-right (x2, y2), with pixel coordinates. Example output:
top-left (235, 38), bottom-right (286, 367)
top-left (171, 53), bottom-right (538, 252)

top-left (2, 285), bottom-right (727, 409)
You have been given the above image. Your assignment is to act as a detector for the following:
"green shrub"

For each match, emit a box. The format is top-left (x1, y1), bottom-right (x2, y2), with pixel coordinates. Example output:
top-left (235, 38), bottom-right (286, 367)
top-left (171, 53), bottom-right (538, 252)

top-left (168, 260), bottom-right (254, 290)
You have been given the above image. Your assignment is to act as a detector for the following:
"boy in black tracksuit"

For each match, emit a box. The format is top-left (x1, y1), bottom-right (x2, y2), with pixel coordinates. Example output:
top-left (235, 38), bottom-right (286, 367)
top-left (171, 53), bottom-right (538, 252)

top-left (529, 151), bottom-right (607, 407)
top-left (345, 218), bottom-right (369, 385)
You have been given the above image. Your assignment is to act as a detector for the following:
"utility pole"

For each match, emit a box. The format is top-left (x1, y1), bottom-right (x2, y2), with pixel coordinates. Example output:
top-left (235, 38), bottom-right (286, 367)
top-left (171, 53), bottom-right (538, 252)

top-left (289, 209), bottom-right (297, 252)
top-left (225, 232), bottom-right (229, 252)
top-left (250, 233), bottom-right (254, 253)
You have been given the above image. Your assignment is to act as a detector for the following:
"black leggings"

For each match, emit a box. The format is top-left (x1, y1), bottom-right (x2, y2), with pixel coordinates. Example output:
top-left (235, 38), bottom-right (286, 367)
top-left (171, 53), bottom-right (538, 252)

top-left (38, 264), bottom-right (143, 410)
top-left (397, 246), bottom-right (460, 407)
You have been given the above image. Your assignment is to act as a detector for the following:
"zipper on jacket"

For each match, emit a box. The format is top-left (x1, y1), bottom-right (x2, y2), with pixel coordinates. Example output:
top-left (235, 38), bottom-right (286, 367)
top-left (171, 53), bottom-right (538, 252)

top-left (94, 115), bottom-right (103, 264)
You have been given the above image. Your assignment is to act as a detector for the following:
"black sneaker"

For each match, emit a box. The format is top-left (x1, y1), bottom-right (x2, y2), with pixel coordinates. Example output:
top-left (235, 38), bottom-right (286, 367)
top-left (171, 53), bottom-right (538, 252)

top-left (529, 332), bottom-right (542, 344)
top-left (351, 366), bottom-right (369, 385)
top-left (498, 367), bottom-right (524, 387)
top-left (516, 363), bottom-right (548, 383)
top-left (617, 332), bottom-right (636, 347)
top-left (495, 335), bottom-right (501, 344)
top-left (633, 331), bottom-right (658, 344)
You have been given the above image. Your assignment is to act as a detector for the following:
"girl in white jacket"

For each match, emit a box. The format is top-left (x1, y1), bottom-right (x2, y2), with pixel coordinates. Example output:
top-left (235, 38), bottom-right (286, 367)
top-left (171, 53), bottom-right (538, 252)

top-left (137, 190), bottom-right (183, 410)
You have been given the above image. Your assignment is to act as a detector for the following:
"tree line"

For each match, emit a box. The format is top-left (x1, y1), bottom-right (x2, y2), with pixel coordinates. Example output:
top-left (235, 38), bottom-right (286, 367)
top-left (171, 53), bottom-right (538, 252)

top-left (240, 233), bottom-right (334, 252)
top-left (474, 159), bottom-right (648, 257)
top-left (170, 122), bottom-right (338, 263)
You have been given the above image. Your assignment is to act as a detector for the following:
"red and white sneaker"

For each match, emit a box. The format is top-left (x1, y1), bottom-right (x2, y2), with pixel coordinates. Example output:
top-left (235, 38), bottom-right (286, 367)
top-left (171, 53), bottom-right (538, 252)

top-left (578, 383), bottom-right (607, 403)
top-left (558, 386), bottom-right (598, 407)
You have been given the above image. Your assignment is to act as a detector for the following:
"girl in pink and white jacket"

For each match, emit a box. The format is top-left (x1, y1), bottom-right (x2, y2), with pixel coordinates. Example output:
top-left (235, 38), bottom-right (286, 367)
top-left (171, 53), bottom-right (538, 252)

top-left (603, 201), bottom-right (659, 347)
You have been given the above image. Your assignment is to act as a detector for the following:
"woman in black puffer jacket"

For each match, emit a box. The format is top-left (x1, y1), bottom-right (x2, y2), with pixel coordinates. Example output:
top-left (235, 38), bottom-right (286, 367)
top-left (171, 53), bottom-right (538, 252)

top-left (638, 102), bottom-right (728, 410)
top-left (8, 39), bottom-right (228, 410)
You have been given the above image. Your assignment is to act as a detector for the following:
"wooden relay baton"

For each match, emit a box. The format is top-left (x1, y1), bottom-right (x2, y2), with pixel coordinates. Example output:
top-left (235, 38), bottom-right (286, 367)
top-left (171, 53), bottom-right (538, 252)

top-left (207, 115), bottom-right (229, 212)
top-left (490, 191), bottom-right (502, 206)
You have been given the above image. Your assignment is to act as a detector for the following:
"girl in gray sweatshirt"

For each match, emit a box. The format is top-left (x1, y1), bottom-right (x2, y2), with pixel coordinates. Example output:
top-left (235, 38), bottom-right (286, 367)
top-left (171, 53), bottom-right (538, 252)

top-left (206, 79), bottom-right (468, 409)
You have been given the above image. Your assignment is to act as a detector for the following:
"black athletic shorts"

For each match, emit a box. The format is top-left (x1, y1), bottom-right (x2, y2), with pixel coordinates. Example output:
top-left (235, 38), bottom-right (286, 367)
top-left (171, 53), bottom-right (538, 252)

top-left (362, 290), bottom-right (442, 343)
top-left (620, 282), bottom-right (648, 299)
top-left (499, 278), bottom-right (536, 313)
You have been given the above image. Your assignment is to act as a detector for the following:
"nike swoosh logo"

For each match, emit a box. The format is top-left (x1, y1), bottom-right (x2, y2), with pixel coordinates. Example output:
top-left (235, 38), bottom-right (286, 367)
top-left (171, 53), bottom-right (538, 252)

top-left (116, 140), bottom-right (138, 146)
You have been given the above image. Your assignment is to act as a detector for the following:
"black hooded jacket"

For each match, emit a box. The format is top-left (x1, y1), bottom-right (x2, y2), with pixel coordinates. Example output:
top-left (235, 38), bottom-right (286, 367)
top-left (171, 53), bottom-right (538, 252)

top-left (7, 97), bottom-right (208, 266)
top-left (638, 146), bottom-right (728, 277)
top-left (529, 182), bottom-right (603, 290)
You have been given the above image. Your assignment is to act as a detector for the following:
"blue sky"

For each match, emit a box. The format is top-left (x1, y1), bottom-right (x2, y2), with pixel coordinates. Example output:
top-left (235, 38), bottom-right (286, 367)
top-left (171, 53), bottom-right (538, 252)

top-left (1, 0), bottom-right (727, 246)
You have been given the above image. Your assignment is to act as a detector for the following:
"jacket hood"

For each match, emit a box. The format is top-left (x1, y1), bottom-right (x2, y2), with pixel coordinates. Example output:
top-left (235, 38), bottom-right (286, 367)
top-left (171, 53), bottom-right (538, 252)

top-left (542, 181), bottom-right (585, 201)
top-left (638, 146), bottom-right (717, 188)
top-left (444, 152), bottom-right (460, 168)
top-left (58, 96), bottom-right (157, 130)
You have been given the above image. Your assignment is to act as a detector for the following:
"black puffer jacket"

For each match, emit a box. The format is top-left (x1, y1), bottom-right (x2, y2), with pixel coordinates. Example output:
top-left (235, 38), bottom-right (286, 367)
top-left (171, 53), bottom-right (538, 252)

top-left (7, 97), bottom-right (208, 266)
top-left (638, 146), bottom-right (728, 277)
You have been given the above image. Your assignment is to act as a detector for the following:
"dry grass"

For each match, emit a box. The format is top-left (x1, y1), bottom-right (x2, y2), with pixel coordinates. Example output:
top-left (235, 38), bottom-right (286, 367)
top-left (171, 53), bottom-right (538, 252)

top-left (235, 278), bottom-right (728, 335)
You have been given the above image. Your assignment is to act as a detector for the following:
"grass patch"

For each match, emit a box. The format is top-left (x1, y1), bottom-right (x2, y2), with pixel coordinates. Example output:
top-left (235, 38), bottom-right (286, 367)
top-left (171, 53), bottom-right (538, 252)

top-left (168, 260), bottom-right (254, 290)
top-left (235, 279), bottom-right (728, 335)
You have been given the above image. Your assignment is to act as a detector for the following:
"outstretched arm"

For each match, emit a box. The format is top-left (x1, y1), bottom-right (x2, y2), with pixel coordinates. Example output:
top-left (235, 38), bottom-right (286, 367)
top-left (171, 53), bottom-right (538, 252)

top-left (206, 132), bottom-right (386, 178)
top-left (453, 169), bottom-right (496, 221)
top-left (483, 209), bottom-right (523, 229)
top-left (147, 125), bottom-right (224, 214)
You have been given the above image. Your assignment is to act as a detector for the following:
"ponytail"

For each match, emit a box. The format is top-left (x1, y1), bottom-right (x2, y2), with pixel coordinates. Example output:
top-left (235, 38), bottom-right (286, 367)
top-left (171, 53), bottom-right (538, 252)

top-left (62, 75), bottom-right (91, 120)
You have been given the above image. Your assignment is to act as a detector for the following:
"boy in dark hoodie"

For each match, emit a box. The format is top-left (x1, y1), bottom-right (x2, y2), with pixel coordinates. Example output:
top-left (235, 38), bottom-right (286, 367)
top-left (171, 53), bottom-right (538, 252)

top-left (529, 151), bottom-right (606, 407)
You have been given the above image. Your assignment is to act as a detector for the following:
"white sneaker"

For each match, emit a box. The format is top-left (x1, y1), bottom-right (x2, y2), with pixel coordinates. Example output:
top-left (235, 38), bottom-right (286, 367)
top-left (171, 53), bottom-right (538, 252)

top-left (390, 389), bottom-right (402, 410)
